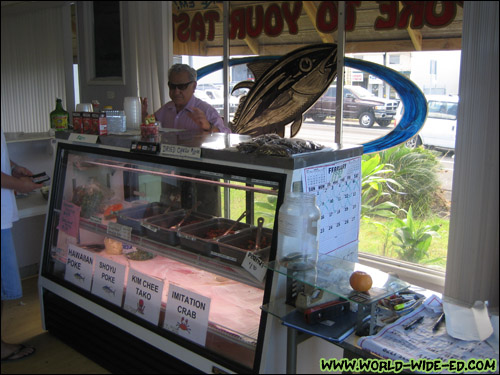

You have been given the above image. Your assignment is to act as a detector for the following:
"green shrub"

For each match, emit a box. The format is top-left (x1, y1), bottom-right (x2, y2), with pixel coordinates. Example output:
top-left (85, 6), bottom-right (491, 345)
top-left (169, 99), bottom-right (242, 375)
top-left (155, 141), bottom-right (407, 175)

top-left (361, 153), bottom-right (401, 218)
top-left (363, 145), bottom-right (444, 218)
top-left (392, 206), bottom-right (442, 263)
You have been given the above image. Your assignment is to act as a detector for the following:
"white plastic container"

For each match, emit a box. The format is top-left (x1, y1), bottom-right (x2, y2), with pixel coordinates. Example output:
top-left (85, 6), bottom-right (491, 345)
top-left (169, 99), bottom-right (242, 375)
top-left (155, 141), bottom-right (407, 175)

top-left (124, 97), bottom-right (141, 130)
top-left (277, 192), bottom-right (321, 271)
top-left (104, 110), bottom-right (126, 133)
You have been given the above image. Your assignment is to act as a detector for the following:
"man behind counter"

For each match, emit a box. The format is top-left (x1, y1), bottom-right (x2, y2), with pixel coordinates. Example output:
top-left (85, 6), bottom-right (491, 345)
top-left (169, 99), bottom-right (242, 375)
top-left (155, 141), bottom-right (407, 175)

top-left (153, 64), bottom-right (231, 133)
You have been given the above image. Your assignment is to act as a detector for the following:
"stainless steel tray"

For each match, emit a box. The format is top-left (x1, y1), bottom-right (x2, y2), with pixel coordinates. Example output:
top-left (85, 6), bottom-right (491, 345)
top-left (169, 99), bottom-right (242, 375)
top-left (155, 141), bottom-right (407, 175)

top-left (217, 227), bottom-right (272, 266)
top-left (116, 202), bottom-right (169, 235)
top-left (178, 218), bottom-right (251, 256)
top-left (143, 210), bottom-right (213, 246)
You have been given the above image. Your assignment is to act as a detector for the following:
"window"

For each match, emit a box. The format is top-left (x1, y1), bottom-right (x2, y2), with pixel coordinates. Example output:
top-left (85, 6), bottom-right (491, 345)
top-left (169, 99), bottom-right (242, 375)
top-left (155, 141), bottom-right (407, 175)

top-left (81, 1), bottom-right (124, 84)
top-left (389, 55), bottom-right (400, 64)
top-left (167, 1), bottom-right (464, 292)
top-left (93, 1), bottom-right (122, 78)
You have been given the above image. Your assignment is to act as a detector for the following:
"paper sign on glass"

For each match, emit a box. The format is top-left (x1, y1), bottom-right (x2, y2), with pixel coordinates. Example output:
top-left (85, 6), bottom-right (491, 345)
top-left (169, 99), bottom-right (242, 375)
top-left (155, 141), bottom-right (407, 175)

top-left (164, 284), bottom-right (211, 346)
top-left (57, 200), bottom-right (81, 238)
top-left (91, 256), bottom-right (126, 307)
top-left (64, 244), bottom-right (94, 291)
top-left (123, 269), bottom-right (163, 325)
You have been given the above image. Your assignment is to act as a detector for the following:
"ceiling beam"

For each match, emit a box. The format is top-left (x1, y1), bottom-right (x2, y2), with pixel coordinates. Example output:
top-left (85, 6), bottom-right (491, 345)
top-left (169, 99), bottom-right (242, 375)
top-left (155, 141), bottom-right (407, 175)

top-left (303, 1), bottom-right (336, 44)
top-left (193, 37), bottom-right (462, 57)
top-left (399, 1), bottom-right (422, 51)
top-left (217, 3), bottom-right (260, 55)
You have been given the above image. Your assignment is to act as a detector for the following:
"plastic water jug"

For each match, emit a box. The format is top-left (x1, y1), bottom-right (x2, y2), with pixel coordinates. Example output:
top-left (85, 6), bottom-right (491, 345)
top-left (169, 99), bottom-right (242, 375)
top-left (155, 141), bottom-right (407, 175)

top-left (277, 192), bottom-right (321, 271)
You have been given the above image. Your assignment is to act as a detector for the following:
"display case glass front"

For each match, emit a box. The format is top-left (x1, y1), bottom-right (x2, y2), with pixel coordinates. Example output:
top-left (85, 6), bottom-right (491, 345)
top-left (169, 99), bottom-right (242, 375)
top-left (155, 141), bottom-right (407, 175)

top-left (40, 141), bottom-right (287, 372)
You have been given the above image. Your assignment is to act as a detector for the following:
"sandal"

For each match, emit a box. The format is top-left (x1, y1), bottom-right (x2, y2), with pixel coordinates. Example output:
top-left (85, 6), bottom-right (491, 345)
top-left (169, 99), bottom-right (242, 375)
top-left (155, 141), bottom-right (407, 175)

top-left (1, 344), bottom-right (36, 362)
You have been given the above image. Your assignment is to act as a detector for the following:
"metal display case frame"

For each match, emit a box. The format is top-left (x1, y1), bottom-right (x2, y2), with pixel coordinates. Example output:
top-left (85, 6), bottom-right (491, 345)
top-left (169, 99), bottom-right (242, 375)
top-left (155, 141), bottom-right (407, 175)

top-left (38, 132), bottom-right (364, 373)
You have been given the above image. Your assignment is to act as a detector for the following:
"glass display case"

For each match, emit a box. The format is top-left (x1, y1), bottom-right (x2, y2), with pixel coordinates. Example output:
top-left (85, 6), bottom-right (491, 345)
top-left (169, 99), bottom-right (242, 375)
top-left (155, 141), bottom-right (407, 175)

top-left (38, 132), bottom-right (364, 373)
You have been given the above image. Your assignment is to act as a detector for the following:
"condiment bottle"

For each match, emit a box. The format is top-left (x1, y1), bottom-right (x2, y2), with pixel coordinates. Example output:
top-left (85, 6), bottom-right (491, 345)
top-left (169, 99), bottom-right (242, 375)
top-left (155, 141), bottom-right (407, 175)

top-left (277, 192), bottom-right (321, 271)
top-left (50, 98), bottom-right (69, 131)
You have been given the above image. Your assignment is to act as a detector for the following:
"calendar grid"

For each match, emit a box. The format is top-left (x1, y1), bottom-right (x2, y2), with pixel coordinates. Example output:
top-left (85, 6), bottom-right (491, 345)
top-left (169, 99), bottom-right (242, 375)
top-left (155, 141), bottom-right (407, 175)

top-left (302, 157), bottom-right (362, 260)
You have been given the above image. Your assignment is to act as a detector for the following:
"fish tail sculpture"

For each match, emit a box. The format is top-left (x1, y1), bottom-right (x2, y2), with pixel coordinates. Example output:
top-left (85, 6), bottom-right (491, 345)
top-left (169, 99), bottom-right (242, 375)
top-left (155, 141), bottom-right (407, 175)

top-left (230, 43), bottom-right (337, 137)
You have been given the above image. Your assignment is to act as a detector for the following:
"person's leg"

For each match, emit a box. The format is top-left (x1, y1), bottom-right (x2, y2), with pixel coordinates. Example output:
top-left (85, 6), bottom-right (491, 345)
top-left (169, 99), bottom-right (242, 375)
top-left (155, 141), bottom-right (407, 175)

top-left (1, 228), bottom-right (35, 360)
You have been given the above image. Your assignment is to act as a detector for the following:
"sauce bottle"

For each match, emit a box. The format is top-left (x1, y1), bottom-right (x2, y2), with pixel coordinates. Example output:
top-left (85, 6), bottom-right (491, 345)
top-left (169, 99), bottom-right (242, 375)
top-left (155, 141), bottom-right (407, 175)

top-left (50, 98), bottom-right (69, 131)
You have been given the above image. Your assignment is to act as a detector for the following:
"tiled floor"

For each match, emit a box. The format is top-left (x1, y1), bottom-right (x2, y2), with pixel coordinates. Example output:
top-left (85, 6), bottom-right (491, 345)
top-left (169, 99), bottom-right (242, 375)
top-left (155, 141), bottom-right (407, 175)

top-left (1, 276), bottom-right (109, 374)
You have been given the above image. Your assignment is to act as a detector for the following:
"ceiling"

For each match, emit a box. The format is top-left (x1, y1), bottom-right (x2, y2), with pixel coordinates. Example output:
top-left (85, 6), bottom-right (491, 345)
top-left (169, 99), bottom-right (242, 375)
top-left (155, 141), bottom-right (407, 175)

top-left (172, 1), bottom-right (463, 56)
top-left (2, 1), bottom-right (463, 59)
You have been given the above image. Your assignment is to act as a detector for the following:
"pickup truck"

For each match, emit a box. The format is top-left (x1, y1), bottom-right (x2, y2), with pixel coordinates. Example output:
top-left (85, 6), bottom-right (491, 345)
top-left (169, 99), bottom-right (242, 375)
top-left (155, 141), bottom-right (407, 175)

top-left (305, 85), bottom-right (399, 127)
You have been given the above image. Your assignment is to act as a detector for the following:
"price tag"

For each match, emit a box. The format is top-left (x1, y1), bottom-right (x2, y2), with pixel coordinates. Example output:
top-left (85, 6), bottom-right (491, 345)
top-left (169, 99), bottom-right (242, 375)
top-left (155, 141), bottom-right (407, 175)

top-left (242, 252), bottom-right (266, 282)
top-left (210, 251), bottom-right (237, 263)
top-left (68, 133), bottom-right (99, 144)
top-left (160, 144), bottom-right (201, 159)
top-left (107, 222), bottom-right (132, 241)
top-left (89, 215), bottom-right (102, 224)
top-left (130, 141), bottom-right (160, 154)
top-left (141, 222), bottom-right (157, 232)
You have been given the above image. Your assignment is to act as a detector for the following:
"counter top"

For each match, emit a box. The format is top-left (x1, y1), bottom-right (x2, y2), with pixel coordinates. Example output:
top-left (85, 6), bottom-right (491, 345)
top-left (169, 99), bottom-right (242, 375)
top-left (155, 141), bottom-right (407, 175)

top-left (16, 191), bottom-right (48, 219)
top-left (5, 131), bottom-right (54, 143)
top-left (55, 130), bottom-right (364, 170)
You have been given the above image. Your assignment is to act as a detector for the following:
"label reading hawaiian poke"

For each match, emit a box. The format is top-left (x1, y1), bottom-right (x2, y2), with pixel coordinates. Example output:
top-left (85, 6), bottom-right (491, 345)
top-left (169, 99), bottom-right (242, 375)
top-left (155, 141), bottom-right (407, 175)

top-left (91, 256), bottom-right (126, 307)
top-left (164, 284), bottom-right (211, 346)
top-left (64, 244), bottom-right (94, 291)
top-left (123, 269), bottom-right (163, 325)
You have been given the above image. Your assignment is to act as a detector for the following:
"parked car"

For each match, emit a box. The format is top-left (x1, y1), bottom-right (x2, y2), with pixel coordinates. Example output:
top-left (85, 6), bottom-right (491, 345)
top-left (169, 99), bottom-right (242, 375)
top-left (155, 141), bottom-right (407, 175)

top-left (305, 85), bottom-right (399, 127)
top-left (196, 83), bottom-right (220, 91)
top-left (404, 94), bottom-right (458, 152)
top-left (196, 90), bottom-right (224, 116)
top-left (196, 88), bottom-right (240, 116)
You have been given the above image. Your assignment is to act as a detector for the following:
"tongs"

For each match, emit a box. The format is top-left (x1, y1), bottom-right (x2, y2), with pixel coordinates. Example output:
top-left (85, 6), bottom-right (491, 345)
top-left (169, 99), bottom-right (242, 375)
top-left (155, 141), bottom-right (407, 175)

top-left (174, 201), bottom-right (201, 229)
top-left (164, 195), bottom-right (181, 215)
top-left (216, 210), bottom-right (247, 239)
top-left (254, 217), bottom-right (265, 250)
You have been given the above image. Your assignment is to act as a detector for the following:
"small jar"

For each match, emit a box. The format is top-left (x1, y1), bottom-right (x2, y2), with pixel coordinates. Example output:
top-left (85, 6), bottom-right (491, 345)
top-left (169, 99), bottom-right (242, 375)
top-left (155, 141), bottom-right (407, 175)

top-left (140, 122), bottom-right (159, 138)
top-left (277, 192), bottom-right (321, 270)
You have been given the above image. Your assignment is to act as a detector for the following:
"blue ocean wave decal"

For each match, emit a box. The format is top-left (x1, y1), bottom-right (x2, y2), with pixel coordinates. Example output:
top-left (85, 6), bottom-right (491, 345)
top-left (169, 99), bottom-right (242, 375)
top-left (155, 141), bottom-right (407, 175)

top-left (197, 55), bottom-right (427, 154)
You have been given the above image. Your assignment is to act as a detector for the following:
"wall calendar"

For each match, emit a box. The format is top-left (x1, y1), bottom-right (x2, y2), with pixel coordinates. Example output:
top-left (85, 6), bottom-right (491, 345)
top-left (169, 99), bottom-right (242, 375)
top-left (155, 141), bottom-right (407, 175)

top-left (302, 156), bottom-right (362, 262)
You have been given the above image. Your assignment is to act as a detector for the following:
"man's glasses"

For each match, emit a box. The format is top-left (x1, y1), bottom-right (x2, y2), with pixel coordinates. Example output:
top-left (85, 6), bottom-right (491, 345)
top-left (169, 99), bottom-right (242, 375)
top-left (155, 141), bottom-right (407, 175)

top-left (168, 81), bottom-right (193, 91)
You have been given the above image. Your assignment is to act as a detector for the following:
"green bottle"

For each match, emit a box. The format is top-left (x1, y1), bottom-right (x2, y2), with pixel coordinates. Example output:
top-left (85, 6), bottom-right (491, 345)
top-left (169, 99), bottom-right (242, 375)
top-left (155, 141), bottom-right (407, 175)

top-left (50, 98), bottom-right (69, 131)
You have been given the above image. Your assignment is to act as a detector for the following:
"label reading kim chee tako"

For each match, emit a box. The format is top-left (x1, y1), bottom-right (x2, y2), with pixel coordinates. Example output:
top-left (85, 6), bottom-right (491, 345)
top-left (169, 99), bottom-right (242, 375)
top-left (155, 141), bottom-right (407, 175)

top-left (164, 284), bottom-right (211, 346)
top-left (123, 269), bottom-right (164, 325)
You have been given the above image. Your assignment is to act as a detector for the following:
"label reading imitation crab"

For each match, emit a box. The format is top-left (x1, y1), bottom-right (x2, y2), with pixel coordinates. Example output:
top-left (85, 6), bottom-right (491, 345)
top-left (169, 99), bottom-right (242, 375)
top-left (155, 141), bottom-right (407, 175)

top-left (164, 284), bottom-right (211, 346)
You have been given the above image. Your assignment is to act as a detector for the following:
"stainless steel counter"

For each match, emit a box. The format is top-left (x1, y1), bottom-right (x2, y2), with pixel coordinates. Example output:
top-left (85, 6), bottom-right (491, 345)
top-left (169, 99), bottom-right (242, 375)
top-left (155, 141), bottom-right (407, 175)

top-left (55, 130), bottom-right (364, 170)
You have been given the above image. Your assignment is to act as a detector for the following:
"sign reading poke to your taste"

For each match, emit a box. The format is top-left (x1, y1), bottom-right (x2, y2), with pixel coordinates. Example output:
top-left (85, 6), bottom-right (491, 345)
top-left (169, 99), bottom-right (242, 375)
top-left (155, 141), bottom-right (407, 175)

top-left (164, 284), bottom-right (211, 346)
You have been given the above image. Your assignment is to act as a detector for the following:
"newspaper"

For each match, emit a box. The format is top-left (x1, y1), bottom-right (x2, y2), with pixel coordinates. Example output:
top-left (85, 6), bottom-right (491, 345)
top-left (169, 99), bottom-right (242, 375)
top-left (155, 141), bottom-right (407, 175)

top-left (358, 295), bottom-right (499, 373)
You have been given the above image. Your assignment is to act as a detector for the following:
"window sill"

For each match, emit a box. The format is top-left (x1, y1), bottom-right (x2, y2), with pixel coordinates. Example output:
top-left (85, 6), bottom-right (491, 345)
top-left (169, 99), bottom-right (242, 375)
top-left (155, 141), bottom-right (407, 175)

top-left (358, 252), bottom-right (445, 294)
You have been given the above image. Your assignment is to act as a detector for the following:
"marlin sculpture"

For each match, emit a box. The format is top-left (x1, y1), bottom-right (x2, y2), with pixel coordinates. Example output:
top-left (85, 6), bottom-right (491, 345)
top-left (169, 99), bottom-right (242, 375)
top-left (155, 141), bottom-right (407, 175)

top-left (230, 43), bottom-right (337, 137)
